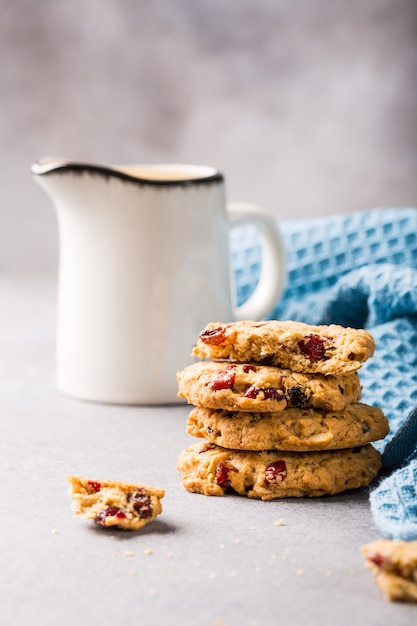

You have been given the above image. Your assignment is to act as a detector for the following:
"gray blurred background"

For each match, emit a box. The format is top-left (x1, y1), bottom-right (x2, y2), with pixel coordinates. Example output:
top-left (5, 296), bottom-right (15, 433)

top-left (1, 0), bottom-right (416, 275)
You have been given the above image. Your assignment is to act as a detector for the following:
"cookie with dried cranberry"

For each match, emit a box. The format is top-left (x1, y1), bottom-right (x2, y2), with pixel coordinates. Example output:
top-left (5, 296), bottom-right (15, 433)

top-left (361, 539), bottom-right (417, 602)
top-left (67, 476), bottom-right (164, 530)
top-left (177, 442), bottom-right (381, 500)
top-left (177, 360), bottom-right (361, 412)
top-left (187, 402), bottom-right (389, 451)
top-left (193, 320), bottom-right (375, 375)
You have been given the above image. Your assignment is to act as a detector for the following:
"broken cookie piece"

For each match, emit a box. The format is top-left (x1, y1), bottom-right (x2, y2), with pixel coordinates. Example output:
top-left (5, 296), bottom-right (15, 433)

top-left (361, 539), bottom-right (417, 602)
top-left (67, 476), bottom-right (164, 530)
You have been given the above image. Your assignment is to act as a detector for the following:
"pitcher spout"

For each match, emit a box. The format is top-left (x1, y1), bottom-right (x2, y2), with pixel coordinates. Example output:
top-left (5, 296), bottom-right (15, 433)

top-left (31, 158), bottom-right (123, 186)
top-left (31, 157), bottom-right (71, 175)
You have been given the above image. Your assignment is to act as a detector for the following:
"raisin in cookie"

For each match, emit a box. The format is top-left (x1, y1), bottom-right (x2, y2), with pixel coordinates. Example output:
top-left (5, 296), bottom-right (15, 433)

top-left (177, 360), bottom-right (361, 412)
top-left (361, 539), bottom-right (417, 602)
top-left (187, 403), bottom-right (389, 452)
top-left (193, 320), bottom-right (375, 375)
top-left (177, 442), bottom-right (381, 500)
top-left (67, 476), bottom-right (164, 530)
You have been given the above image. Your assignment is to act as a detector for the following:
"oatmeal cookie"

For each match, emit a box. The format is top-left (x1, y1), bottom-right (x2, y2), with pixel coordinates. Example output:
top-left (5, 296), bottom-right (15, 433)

top-left (177, 360), bottom-right (361, 412)
top-left (177, 442), bottom-right (381, 500)
top-left (187, 403), bottom-right (389, 451)
top-left (67, 476), bottom-right (164, 530)
top-left (361, 539), bottom-right (417, 602)
top-left (193, 320), bottom-right (375, 375)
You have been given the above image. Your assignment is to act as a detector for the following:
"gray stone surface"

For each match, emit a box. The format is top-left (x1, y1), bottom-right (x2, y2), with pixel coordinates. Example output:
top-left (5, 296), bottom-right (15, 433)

top-left (0, 277), bottom-right (415, 625)
top-left (1, 0), bottom-right (417, 274)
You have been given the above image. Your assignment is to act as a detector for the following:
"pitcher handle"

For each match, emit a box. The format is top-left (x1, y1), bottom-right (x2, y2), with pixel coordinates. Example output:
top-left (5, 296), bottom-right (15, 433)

top-left (227, 202), bottom-right (287, 321)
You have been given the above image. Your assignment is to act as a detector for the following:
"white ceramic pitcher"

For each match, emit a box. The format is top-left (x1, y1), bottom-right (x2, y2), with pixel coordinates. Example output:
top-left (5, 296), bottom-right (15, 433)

top-left (32, 159), bottom-right (286, 404)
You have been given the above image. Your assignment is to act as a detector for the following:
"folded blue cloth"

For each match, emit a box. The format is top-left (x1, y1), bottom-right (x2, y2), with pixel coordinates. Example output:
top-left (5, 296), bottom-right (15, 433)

top-left (231, 207), bottom-right (417, 540)
top-left (370, 458), bottom-right (417, 541)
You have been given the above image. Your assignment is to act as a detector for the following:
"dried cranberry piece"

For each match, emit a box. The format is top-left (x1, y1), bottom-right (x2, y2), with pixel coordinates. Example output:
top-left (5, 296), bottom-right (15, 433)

top-left (244, 386), bottom-right (284, 401)
top-left (95, 507), bottom-right (127, 525)
top-left (129, 489), bottom-right (153, 519)
top-left (215, 460), bottom-right (238, 489)
top-left (199, 327), bottom-right (227, 345)
top-left (244, 385), bottom-right (258, 399)
top-left (367, 552), bottom-right (390, 567)
top-left (88, 481), bottom-right (101, 493)
top-left (265, 460), bottom-right (287, 485)
top-left (298, 334), bottom-right (327, 361)
top-left (263, 388), bottom-right (284, 401)
top-left (287, 386), bottom-right (309, 407)
top-left (209, 366), bottom-right (236, 391)
top-left (243, 365), bottom-right (257, 373)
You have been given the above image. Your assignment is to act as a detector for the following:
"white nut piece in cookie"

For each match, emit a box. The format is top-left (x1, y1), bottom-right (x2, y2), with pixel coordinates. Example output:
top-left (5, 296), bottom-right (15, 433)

top-left (67, 476), bottom-right (164, 530)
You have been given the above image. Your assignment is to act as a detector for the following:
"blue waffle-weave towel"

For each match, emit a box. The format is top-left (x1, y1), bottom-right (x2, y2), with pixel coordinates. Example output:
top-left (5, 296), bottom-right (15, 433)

top-left (231, 207), bottom-right (417, 540)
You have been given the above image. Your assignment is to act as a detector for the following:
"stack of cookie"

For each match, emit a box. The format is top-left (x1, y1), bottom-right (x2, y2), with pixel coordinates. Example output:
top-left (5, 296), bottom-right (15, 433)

top-left (176, 320), bottom-right (388, 500)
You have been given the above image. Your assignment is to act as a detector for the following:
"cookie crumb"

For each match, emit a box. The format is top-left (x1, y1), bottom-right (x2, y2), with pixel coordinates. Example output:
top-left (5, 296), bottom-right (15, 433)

top-left (325, 570), bottom-right (332, 577)
top-left (148, 587), bottom-right (158, 596)
top-left (124, 550), bottom-right (134, 557)
top-left (297, 569), bottom-right (304, 576)
top-left (275, 518), bottom-right (285, 526)
top-left (166, 552), bottom-right (174, 559)
top-left (219, 544), bottom-right (225, 549)
top-left (230, 570), bottom-right (237, 577)
top-left (209, 573), bottom-right (218, 580)
top-left (144, 548), bottom-right (153, 556)
top-left (129, 569), bottom-right (136, 576)
top-left (234, 538), bottom-right (241, 544)
top-left (51, 528), bottom-right (59, 535)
